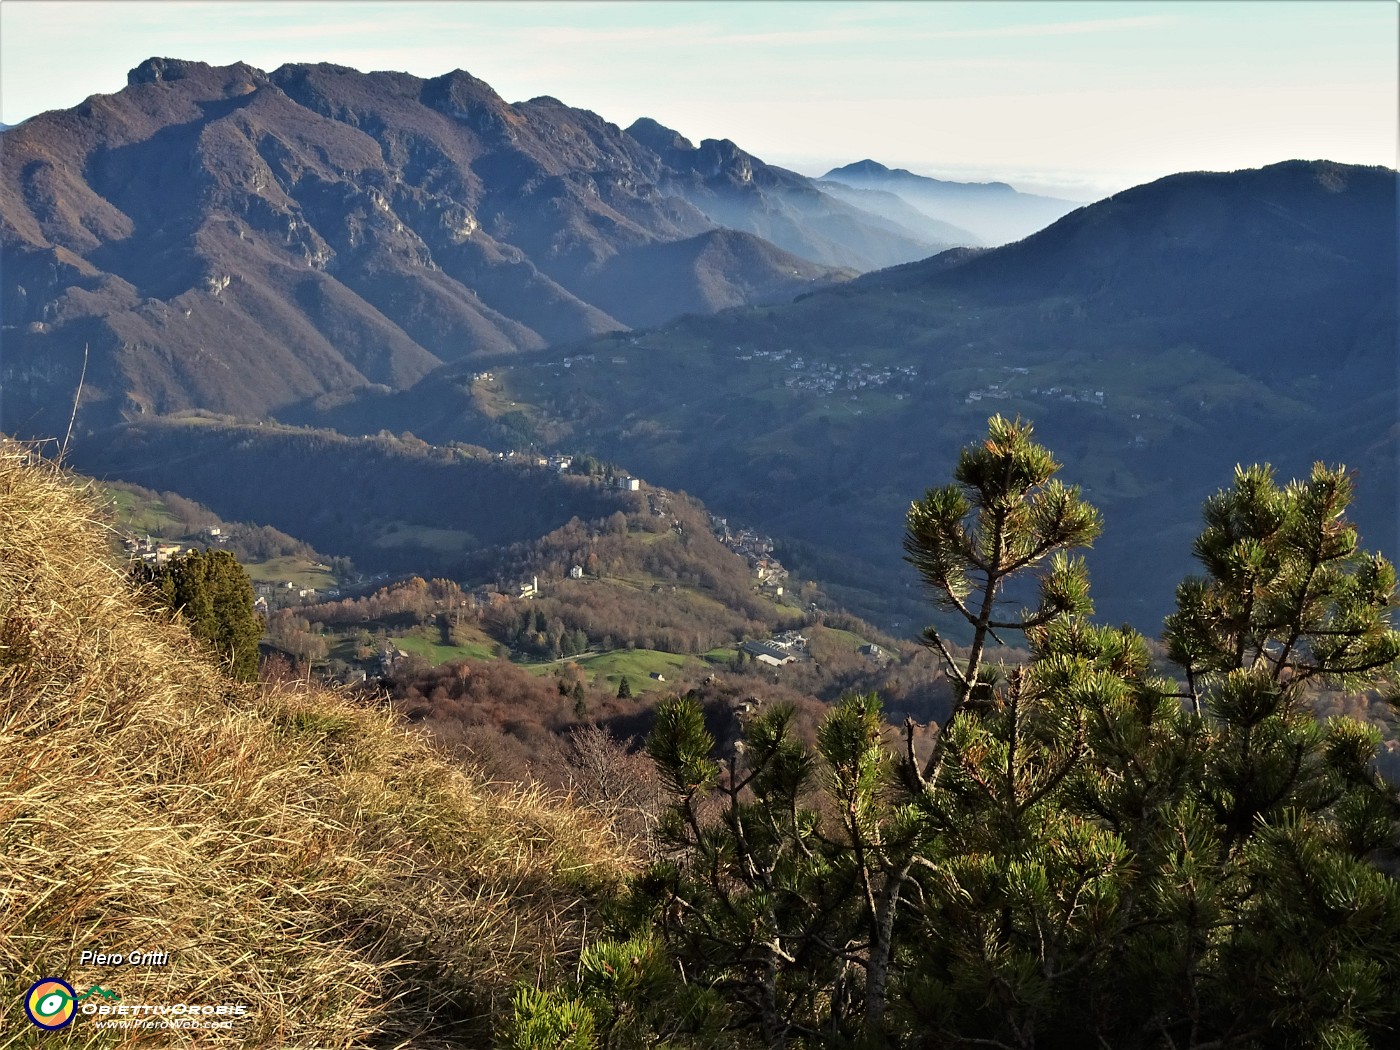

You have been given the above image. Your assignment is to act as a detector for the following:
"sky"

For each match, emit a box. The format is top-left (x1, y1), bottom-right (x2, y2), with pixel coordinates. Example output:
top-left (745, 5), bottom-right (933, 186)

top-left (1, 0), bottom-right (1395, 200)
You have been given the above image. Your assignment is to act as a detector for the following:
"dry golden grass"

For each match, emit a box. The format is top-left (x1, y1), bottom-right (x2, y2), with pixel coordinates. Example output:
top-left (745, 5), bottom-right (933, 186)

top-left (0, 441), bottom-right (632, 1048)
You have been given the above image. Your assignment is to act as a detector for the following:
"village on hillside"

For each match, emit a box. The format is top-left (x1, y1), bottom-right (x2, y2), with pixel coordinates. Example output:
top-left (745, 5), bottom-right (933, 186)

top-left (113, 449), bottom-right (893, 694)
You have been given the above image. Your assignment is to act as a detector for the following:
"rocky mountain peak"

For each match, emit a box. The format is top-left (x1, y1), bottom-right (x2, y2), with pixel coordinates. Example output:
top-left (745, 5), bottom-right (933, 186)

top-left (692, 138), bottom-right (752, 183)
top-left (128, 56), bottom-right (265, 92)
top-left (626, 117), bottom-right (696, 155)
top-left (421, 68), bottom-right (508, 114)
top-left (128, 56), bottom-right (211, 85)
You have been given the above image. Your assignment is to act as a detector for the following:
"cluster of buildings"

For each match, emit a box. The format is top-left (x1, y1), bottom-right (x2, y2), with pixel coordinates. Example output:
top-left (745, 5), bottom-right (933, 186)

top-left (966, 382), bottom-right (1105, 406)
top-left (253, 580), bottom-right (334, 601)
top-left (125, 535), bottom-right (193, 567)
top-left (710, 515), bottom-right (790, 595)
top-left (710, 516), bottom-right (771, 558)
top-left (736, 347), bottom-right (918, 396)
top-left (125, 523), bottom-right (238, 567)
top-left (492, 449), bottom-right (576, 473)
top-left (369, 647), bottom-right (411, 678)
top-left (467, 573), bottom-right (543, 608)
top-left (1031, 385), bottom-right (1105, 405)
top-left (754, 558), bottom-right (788, 594)
top-left (489, 448), bottom-right (644, 491)
top-left (470, 587), bottom-right (514, 610)
top-left (740, 630), bottom-right (809, 668)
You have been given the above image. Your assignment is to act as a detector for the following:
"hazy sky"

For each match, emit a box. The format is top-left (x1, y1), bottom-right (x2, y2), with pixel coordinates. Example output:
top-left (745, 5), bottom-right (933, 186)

top-left (2, 1), bottom-right (1395, 199)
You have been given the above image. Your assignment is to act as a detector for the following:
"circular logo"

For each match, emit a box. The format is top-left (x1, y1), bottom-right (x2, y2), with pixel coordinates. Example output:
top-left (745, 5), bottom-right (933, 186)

top-left (25, 978), bottom-right (76, 1030)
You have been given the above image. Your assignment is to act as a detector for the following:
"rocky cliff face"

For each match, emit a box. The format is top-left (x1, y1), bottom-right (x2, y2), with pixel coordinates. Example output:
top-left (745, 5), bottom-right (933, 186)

top-left (1, 59), bottom-right (903, 434)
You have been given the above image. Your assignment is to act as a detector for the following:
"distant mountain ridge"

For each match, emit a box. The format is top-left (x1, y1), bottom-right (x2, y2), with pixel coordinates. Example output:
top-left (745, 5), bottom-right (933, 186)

top-left (625, 118), bottom-right (965, 269)
top-left (1, 58), bottom-right (945, 435)
top-left (821, 159), bottom-right (1081, 244)
top-left (809, 179), bottom-right (982, 248)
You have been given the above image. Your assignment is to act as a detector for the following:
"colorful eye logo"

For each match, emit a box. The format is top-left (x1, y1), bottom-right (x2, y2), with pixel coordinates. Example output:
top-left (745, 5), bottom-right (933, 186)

top-left (25, 978), bottom-right (76, 1030)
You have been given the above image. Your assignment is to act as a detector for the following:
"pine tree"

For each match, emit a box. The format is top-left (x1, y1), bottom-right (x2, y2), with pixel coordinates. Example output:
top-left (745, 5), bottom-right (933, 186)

top-left (639, 418), bottom-right (1106, 1045)
top-left (132, 548), bottom-right (264, 682)
top-left (1165, 462), bottom-right (1400, 699)
top-left (902, 414), bottom-right (1099, 783)
top-left (632, 418), bottom-right (1400, 1049)
top-left (572, 680), bottom-right (588, 719)
top-left (616, 676), bottom-right (632, 699)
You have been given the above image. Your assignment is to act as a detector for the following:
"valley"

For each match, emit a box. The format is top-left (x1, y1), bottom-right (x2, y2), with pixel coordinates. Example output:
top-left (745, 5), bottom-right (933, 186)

top-left (94, 431), bottom-right (948, 720)
top-left (274, 160), bottom-right (1398, 631)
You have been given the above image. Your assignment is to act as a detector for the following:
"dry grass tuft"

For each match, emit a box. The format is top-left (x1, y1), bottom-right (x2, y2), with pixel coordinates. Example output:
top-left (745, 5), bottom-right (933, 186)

top-left (0, 441), bottom-right (632, 1047)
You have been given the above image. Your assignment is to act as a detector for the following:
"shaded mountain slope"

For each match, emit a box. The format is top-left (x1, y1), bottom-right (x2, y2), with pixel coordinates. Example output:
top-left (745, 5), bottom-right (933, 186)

top-left (576, 228), bottom-right (857, 329)
top-left (67, 417), bottom-right (632, 579)
top-left (811, 178), bottom-right (982, 248)
top-left (922, 159), bottom-right (1397, 377)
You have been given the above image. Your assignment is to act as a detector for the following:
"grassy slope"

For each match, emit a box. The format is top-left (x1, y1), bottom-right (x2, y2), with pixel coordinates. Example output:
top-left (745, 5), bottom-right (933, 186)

top-left (242, 556), bottom-right (338, 590)
top-left (569, 649), bottom-right (702, 693)
top-left (103, 485), bottom-right (183, 535)
top-left (0, 443), bottom-right (630, 1048)
top-left (391, 625), bottom-right (499, 664)
top-left (809, 625), bottom-right (875, 651)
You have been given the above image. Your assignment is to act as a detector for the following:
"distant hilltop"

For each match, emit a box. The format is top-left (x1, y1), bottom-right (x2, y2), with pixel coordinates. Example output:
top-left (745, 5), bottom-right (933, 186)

top-left (827, 158), bottom-right (1020, 192)
top-left (820, 159), bottom-right (1081, 244)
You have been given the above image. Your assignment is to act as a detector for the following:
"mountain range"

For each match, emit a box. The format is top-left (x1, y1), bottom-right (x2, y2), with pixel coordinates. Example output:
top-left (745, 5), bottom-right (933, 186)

top-left (1, 59), bottom-right (984, 435)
